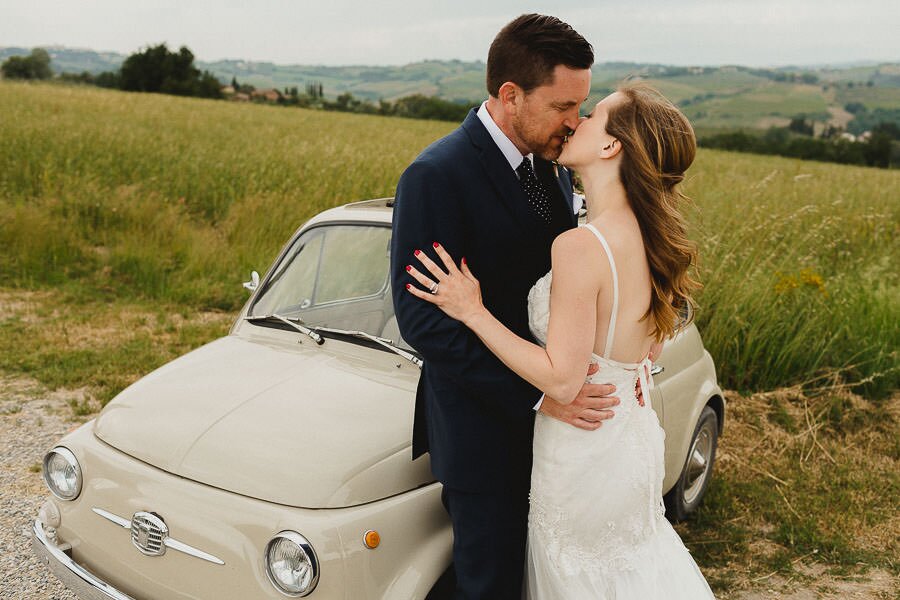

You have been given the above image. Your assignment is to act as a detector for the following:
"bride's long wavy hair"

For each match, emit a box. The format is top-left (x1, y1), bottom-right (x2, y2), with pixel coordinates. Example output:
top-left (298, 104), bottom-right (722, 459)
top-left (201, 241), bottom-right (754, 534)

top-left (604, 83), bottom-right (701, 341)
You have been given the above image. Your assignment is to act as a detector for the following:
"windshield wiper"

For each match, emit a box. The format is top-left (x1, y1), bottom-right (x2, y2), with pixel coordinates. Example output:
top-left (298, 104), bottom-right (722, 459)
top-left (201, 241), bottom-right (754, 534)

top-left (315, 327), bottom-right (423, 368)
top-left (245, 314), bottom-right (324, 345)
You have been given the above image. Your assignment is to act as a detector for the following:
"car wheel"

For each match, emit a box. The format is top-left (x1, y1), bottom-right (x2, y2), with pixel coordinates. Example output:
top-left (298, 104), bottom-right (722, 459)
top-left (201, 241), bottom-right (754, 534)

top-left (664, 405), bottom-right (718, 521)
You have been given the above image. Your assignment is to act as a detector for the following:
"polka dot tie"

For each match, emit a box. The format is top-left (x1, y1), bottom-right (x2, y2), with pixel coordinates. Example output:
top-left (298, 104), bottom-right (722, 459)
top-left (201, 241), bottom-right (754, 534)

top-left (516, 157), bottom-right (553, 224)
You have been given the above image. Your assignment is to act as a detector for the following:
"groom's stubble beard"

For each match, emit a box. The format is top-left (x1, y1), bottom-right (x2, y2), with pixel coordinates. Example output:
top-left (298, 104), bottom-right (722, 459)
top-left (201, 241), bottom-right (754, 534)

top-left (511, 111), bottom-right (569, 162)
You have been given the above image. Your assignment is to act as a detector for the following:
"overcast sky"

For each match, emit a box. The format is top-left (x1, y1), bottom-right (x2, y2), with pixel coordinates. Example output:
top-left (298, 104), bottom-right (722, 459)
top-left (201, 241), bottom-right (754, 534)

top-left (2, 0), bottom-right (898, 67)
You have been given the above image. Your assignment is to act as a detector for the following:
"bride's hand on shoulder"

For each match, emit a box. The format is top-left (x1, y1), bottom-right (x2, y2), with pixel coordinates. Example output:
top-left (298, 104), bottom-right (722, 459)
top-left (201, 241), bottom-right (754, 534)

top-left (405, 243), bottom-right (485, 324)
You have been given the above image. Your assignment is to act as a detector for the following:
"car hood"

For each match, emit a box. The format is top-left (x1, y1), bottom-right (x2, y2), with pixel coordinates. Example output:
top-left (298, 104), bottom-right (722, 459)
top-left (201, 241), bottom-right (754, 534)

top-left (93, 334), bottom-right (432, 509)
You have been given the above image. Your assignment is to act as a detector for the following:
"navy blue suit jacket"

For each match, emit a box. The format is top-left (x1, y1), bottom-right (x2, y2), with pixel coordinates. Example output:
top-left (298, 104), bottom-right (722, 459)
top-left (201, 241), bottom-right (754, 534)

top-left (391, 109), bottom-right (577, 492)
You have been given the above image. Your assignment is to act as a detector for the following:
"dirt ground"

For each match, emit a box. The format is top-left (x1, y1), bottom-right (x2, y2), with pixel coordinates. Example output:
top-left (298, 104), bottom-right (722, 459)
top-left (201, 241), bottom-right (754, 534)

top-left (727, 564), bottom-right (897, 599)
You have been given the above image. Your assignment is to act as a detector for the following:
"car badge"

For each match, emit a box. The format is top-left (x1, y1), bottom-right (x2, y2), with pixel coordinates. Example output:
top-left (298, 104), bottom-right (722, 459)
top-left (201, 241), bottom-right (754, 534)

top-left (131, 511), bottom-right (168, 556)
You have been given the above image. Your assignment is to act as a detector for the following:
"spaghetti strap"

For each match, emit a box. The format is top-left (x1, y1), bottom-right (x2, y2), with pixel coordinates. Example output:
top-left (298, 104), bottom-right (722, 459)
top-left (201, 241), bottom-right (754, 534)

top-left (582, 223), bottom-right (618, 359)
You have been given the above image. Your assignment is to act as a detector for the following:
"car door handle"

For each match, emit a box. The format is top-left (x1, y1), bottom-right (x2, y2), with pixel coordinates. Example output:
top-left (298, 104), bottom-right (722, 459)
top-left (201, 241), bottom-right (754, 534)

top-left (650, 365), bottom-right (664, 376)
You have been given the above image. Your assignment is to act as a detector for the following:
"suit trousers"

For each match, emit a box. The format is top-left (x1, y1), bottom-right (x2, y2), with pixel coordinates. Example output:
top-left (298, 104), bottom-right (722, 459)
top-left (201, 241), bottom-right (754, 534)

top-left (441, 480), bottom-right (531, 600)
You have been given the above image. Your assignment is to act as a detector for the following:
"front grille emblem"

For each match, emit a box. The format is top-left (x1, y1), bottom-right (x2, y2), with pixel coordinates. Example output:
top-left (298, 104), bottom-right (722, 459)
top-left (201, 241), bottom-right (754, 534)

top-left (91, 507), bottom-right (225, 565)
top-left (131, 511), bottom-right (168, 556)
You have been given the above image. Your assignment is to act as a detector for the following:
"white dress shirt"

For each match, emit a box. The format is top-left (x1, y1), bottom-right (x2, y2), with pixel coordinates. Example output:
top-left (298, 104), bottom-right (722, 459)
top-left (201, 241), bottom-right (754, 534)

top-left (476, 101), bottom-right (584, 410)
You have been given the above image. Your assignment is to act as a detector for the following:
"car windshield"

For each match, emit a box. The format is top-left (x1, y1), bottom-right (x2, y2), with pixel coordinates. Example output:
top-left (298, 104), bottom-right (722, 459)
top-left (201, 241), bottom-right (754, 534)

top-left (250, 223), bottom-right (411, 350)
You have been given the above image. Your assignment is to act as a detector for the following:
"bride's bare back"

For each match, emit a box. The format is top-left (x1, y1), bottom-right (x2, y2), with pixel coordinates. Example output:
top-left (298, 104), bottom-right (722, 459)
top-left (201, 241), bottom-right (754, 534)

top-left (552, 207), bottom-right (655, 364)
top-left (588, 209), bottom-right (655, 362)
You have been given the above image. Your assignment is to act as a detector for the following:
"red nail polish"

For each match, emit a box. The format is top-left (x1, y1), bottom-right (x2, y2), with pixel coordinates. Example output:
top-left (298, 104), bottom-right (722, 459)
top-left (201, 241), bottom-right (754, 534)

top-left (414, 249), bottom-right (421, 256)
top-left (462, 257), bottom-right (467, 265)
top-left (406, 265), bottom-right (411, 271)
top-left (405, 283), bottom-right (411, 289)
top-left (433, 242), bottom-right (439, 248)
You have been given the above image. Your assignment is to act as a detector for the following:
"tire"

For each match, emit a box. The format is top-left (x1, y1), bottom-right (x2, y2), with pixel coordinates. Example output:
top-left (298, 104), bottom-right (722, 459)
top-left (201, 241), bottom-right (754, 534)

top-left (664, 405), bottom-right (718, 521)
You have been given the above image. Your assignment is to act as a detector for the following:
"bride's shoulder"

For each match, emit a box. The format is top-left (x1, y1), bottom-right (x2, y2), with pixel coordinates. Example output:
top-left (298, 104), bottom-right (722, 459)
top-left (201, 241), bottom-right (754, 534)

top-left (549, 227), bottom-right (611, 284)
top-left (550, 226), bottom-right (598, 258)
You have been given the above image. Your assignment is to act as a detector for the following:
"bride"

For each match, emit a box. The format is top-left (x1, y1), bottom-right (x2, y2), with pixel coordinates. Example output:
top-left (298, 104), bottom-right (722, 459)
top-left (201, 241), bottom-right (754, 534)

top-left (405, 83), bottom-right (715, 598)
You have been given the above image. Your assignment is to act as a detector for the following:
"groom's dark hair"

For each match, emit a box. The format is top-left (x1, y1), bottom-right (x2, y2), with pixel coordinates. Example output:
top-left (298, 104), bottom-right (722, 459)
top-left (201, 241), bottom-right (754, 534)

top-left (487, 14), bottom-right (594, 97)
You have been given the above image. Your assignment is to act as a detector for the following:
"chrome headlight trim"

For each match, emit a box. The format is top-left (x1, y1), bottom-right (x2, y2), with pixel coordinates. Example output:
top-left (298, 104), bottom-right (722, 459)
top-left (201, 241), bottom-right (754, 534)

top-left (42, 446), bottom-right (82, 501)
top-left (264, 530), bottom-right (320, 597)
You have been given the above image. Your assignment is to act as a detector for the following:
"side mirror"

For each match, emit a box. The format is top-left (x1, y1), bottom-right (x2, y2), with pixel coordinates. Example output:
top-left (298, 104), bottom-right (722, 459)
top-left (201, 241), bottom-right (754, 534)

top-left (243, 270), bottom-right (260, 293)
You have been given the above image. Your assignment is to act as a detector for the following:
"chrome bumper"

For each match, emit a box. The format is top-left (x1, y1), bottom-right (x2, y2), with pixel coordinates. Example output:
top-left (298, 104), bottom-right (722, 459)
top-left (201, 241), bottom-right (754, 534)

top-left (31, 519), bottom-right (136, 600)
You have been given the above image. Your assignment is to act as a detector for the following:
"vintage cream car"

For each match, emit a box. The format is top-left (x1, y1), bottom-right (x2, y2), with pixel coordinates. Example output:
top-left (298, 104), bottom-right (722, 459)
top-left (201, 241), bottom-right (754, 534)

top-left (32, 198), bottom-right (724, 599)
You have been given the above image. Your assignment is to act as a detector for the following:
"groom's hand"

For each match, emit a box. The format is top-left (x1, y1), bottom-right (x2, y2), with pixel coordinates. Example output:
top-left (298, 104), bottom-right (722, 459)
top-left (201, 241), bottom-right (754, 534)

top-left (539, 364), bottom-right (619, 431)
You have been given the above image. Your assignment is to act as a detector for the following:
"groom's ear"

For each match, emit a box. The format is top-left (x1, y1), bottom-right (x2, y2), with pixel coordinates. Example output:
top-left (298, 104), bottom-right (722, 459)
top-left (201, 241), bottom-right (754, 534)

top-left (497, 81), bottom-right (523, 114)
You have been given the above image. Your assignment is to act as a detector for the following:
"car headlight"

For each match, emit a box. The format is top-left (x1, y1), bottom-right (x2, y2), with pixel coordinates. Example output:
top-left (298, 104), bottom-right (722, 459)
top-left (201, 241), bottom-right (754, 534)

top-left (264, 531), bottom-right (319, 596)
top-left (42, 447), bottom-right (82, 501)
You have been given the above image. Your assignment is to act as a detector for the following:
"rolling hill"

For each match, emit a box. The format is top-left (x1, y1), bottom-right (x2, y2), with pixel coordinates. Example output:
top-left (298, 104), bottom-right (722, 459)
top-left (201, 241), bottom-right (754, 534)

top-left (2, 46), bottom-right (898, 132)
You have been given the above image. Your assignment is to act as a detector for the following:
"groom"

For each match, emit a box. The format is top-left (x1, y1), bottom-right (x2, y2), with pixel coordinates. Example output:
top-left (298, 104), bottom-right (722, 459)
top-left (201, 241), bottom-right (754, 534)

top-left (391, 14), bottom-right (619, 599)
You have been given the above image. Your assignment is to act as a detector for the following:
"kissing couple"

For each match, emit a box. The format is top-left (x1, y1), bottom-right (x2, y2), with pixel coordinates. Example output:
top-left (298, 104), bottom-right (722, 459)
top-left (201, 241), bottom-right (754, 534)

top-left (390, 13), bottom-right (716, 599)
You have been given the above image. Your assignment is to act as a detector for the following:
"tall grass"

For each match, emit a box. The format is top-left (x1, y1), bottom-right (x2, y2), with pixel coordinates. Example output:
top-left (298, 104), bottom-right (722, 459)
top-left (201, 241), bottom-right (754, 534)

top-left (685, 154), bottom-right (899, 396)
top-left (1, 81), bottom-right (897, 396)
top-left (1, 81), bottom-right (451, 308)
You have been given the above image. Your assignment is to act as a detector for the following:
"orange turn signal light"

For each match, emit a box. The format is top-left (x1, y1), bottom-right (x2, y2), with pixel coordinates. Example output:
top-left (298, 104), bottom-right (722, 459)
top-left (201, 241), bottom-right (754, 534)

top-left (364, 529), bottom-right (380, 549)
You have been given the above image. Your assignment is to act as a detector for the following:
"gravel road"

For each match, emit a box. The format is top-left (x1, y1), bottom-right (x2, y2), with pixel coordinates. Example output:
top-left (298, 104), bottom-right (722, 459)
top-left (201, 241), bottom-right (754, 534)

top-left (1, 376), bottom-right (78, 600)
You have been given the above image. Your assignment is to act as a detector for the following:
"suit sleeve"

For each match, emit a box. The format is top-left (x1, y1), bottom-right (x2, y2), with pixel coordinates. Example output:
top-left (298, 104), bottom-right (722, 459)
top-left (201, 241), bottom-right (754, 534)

top-left (390, 159), bottom-right (541, 413)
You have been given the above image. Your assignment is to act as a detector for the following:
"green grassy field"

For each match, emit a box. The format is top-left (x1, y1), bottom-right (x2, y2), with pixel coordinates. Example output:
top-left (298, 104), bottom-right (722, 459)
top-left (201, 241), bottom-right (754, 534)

top-left (1, 80), bottom-right (898, 595)
top-left (836, 84), bottom-right (900, 111)
top-left (2, 80), bottom-right (896, 397)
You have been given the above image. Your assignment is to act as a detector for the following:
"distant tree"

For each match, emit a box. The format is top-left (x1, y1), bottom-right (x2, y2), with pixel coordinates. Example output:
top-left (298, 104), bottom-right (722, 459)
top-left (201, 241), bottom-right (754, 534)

top-left (844, 102), bottom-right (866, 114)
top-left (762, 126), bottom-right (791, 147)
top-left (848, 108), bottom-right (900, 135)
top-left (698, 124), bottom-right (895, 169)
top-left (820, 124), bottom-right (842, 139)
top-left (329, 92), bottom-right (364, 112)
top-left (788, 116), bottom-right (814, 136)
top-left (392, 94), bottom-right (475, 121)
top-left (58, 71), bottom-right (93, 84)
top-left (699, 130), bottom-right (760, 153)
top-left (304, 81), bottom-right (326, 101)
top-left (195, 70), bottom-right (223, 99)
top-left (231, 76), bottom-right (238, 89)
top-left (1, 48), bottom-right (52, 80)
top-left (119, 44), bottom-right (221, 99)
top-left (94, 71), bottom-right (120, 88)
top-left (800, 73), bottom-right (818, 84)
top-left (872, 121), bottom-right (900, 141)
top-left (862, 131), bottom-right (893, 168)
top-left (378, 99), bottom-right (393, 116)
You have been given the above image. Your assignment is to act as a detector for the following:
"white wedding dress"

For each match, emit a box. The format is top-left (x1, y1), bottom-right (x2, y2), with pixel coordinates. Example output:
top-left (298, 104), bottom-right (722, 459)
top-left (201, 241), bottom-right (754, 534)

top-left (525, 223), bottom-right (715, 599)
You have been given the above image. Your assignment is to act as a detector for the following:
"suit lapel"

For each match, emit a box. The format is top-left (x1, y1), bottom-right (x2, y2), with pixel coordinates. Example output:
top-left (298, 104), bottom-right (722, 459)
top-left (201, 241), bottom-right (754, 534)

top-left (461, 111), bottom-right (547, 239)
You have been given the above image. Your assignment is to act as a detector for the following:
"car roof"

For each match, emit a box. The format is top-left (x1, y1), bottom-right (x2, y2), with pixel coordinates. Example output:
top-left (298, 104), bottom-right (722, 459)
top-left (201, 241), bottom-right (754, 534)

top-left (304, 197), bottom-right (395, 227)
